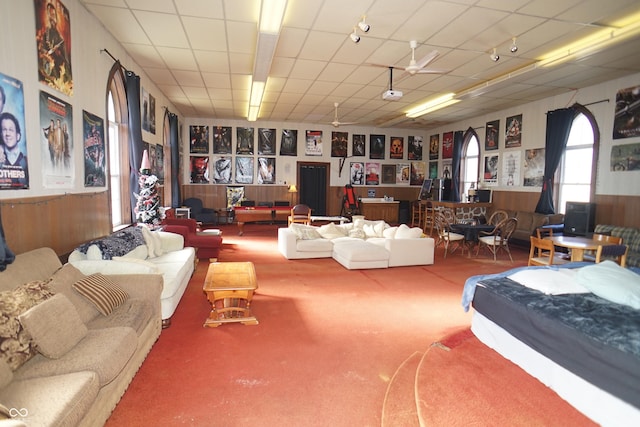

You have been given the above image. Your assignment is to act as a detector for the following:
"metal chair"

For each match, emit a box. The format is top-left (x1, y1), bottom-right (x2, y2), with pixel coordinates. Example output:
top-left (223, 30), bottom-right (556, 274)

top-left (476, 217), bottom-right (518, 262)
top-left (528, 236), bottom-right (569, 266)
top-left (434, 211), bottom-right (465, 258)
top-left (288, 204), bottom-right (311, 225)
top-left (595, 244), bottom-right (628, 267)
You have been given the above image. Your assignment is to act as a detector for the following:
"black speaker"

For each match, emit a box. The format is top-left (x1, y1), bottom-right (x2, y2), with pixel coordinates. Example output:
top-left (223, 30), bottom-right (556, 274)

top-left (442, 179), bottom-right (452, 201)
top-left (563, 202), bottom-right (596, 236)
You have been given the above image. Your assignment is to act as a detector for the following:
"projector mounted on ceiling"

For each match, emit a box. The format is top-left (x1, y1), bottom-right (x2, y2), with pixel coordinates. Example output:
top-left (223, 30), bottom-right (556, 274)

top-left (382, 90), bottom-right (403, 101)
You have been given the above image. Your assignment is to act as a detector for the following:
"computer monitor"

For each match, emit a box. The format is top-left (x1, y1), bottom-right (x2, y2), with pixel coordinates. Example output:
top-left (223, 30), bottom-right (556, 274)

top-left (477, 189), bottom-right (492, 203)
top-left (418, 179), bottom-right (433, 200)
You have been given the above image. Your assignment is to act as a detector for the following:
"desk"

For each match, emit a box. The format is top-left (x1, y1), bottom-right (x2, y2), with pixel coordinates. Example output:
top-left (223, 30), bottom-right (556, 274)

top-left (546, 235), bottom-right (616, 262)
top-left (234, 206), bottom-right (291, 235)
top-left (203, 262), bottom-right (258, 327)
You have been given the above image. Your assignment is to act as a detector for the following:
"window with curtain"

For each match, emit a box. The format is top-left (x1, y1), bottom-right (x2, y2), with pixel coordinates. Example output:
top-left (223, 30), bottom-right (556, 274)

top-left (461, 133), bottom-right (480, 199)
top-left (107, 68), bottom-right (130, 229)
top-left (557, 110), bottom-right (597, 214)
top-left (162, 112), bottom-right (172, 206)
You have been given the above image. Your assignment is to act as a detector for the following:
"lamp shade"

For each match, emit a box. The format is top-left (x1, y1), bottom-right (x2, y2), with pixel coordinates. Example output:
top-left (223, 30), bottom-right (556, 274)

top-left (140, 149), bottom-right (151, 172)
top-left (288, 184), bottom-right (297, 193)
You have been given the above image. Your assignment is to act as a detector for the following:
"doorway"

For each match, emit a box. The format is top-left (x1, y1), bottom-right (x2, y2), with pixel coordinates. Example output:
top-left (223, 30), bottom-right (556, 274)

top-left (297, 162), bottom-right (329, 215)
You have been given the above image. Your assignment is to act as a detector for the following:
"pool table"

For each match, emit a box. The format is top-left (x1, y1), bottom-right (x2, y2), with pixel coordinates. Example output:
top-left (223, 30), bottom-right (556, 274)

top-left (234, 206), bottom-right (291, 235)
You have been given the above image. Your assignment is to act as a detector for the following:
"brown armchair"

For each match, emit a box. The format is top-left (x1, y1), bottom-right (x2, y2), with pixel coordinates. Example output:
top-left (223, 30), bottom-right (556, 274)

top-left (288, 204), bottom-right (311, 225)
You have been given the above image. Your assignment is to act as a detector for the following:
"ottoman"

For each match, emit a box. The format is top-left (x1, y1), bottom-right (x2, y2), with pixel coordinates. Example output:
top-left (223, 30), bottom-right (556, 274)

top-left (332, 240), bottom-right (390, 270)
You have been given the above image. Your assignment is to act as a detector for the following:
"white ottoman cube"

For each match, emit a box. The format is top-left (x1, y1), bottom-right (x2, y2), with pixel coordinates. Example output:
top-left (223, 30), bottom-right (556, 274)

top-left (332, 240), bottom-right (390, 270)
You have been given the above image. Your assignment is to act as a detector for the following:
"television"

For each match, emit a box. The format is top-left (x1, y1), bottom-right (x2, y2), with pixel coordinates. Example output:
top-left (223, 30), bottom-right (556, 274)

top-left (477, 189), bottom-right (492, 203)
top-left (418, 179), bottom-right (433, 200)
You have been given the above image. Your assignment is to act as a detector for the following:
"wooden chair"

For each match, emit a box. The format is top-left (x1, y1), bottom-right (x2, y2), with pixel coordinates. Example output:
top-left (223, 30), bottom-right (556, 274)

top-left (476, 217), bottom-right (518, 262)
top-left (423, 201), bottom-right (435, 236)
top-left (595, 244), bottom-right (628, 267)
top-left (288, 204), bottom-right (311, 226)
top-left (583, 233), bottom-right (623, 262)
top-left (411, 200), bottom-right (425, 227)
top-left (487, 209), bottom-right (508, 226)
top-left (528, 236), bottom-right (569, 266)
top-left (434, 211), bottom-right (465, 258)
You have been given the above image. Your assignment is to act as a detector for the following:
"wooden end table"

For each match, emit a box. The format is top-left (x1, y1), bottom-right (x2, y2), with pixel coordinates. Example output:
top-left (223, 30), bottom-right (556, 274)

top-left (203, 261), bottom-right (258, 327)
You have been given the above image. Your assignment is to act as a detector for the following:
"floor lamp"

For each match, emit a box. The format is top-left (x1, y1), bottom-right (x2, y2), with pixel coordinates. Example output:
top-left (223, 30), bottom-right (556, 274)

top-left (288, 184), bottom-right (297, 206)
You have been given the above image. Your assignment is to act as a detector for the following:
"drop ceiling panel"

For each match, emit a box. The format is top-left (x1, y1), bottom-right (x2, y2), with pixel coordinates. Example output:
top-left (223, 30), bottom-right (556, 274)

top-left (183, 17), bottom-right (227, 52)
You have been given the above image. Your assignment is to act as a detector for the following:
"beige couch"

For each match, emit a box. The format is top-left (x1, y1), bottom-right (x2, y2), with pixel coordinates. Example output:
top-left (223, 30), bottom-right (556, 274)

top-left (0, 248), bottom-right (162, 427)
top-left (498, 209), bottom-right (564, 245)
top-left (278, 220), bottom-right (435, 269)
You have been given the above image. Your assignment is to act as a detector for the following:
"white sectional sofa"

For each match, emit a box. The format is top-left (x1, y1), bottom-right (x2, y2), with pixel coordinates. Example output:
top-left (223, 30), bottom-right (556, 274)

top-left (67, 226), bottom-right (195, 327)
top-left (278, 219), bottom-right (434, 269)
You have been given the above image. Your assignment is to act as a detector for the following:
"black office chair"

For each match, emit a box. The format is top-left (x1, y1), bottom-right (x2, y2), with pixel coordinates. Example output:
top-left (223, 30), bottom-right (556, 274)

top-left (182, 198), bottom-right (217, 224)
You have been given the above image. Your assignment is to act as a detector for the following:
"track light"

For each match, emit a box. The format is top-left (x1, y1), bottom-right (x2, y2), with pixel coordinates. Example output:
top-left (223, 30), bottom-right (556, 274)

top-left (490, 48), bottom-right (500, 62)
top-left (357, 16), bottom-right (370, 33)
top-left (350, 27), bottom-right (360, 43)
top-left (510, 37), bottom-right (518, 53)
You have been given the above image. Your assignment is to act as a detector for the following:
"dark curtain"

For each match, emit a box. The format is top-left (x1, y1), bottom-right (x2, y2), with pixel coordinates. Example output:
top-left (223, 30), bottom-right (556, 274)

top-left (125, 71), bottom-right (144, 223)
top-left (168, 111), bottom-right (180, 207)
top-left (535, 107), bottom-right (577, 214)
top-left (450, 130), bottom-right (464, 202)
top-left (300, 164), bottom-right (327, 215)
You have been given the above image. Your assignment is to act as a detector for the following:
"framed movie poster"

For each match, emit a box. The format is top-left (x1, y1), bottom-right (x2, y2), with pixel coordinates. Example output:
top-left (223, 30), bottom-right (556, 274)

top-left (410, 162), bottom-right (426, 186)
top-left (396, 163), bottom-right (410, 185)
top-left (257, 157), bottom-right (276, 184)
top-left (305, 130), bottom-right (323, 156)
top-left (213, 156), bottom-right (232, 184)
top-left (189, 156), bottom-right (209, 183)
top-left (523, 148), bottom-right (545, 187)
top-left (408, 135), bottom-right (423, 160)
top-left (331, 131), bottom-right (348, 157)
top-left (505, 114), bottom-right (522, 148)
top-left (429, 161), bottom-right (438, 179)
top-left (40, 90), bottom-right (73, 188)
top-left (142, 87), bottom-right (156, 134)
top-left (485, 120), bottom-right (499, 150)
top-left (442, 132), bottom-right (453, 159)
top-left (235, 156), bottom-right (254, 183)
top-left (365, 162), bottom-right (380, 185)
top-left (389, 136), bottom-right (404, 159)
top-left (82, 110), bottom-right (105, 187)
top-left (484, 154), bottom-right (499, 185)
top-left (258, 128), bottom-right (276, 155)
top-left (381, 164), bottom-right (396, 184)
top-left (189, 125), bottom-right (209, 154)
top-left (213, 126), bottom-right (232, 154)
top-left (370, 134), bottom-right (385, 159)
top-left (613, 85), bottom-right (640, 139)
top-left (0, 72), bottom-right (29, 190)
top-left (35, 0), bottom-right (73, 96)
top-left (350, 162), bottom-right (364, 185)
top-left (280, 129), bottom-right (297, 156)
top-left (237, 127), bottom-right (254, 155)
top-left (353, 134), bottom-right (365, 156)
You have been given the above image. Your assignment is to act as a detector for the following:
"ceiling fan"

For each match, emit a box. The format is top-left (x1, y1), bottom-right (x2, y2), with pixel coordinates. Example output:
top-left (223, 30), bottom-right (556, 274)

top-left (370, 40), bottom-right (446, 76)
top-left (329, 102), bottom-right (358, 127)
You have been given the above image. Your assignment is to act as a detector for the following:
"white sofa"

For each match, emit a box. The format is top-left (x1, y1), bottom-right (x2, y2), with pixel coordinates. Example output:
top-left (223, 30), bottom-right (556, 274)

top-left (278, 220), bottom-right (434, 269)
top-left (68, 226), bottom-right (195, 326)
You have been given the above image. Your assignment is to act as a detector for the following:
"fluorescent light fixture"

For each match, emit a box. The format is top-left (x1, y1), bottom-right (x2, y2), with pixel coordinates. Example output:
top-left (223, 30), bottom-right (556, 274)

top-left (248, 105), bottom-right (260, 122)
top-left (406, 93), bottom-right (459, 118)
top-left (259, 0), bottom-right (288, 34)
top-left (249, 81), bottom-right (265, 107)
top-left (539, 11), bottom-right (640, 67)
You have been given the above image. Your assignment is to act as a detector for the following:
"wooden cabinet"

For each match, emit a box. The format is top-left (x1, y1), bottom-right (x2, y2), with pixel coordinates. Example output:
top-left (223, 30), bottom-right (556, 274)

top-left (360, 201), bottom-right (399, 224)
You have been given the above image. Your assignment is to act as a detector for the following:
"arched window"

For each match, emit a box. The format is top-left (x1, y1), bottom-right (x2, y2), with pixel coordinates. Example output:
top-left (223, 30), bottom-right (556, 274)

top-left (461, 129), bottom-right (480, 199)
top-left (106, 66), bottom-right (130, 229)
top-left (557, 105), bottom-right (599, 213)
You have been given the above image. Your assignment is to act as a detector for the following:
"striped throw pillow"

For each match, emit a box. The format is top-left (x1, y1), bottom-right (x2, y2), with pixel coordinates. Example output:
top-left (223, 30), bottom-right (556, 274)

top-left (72, 274), bottom-right (129, 316)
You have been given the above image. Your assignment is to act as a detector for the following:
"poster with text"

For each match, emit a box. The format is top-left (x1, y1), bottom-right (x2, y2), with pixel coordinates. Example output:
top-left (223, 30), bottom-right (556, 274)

top-left (613, 84), bottom-right (640, 139)
top-left (40, 90), bottom-right (73, 188)
top-left (485, 120), bottom-right (499, 150)
top-left (353, 134), bottom-right (365, 156)
top-left (189, 156), bottom-right (209, 183)
top-left (280, 129), bottom-right (298, 156)
top-left (235, 156), bottom-right (254, 183)
top-left (396, 163), bottom-right (409, 185)
top-left (213, 126), bottom-right (232, 154)
top-left (257, 157), bottom-right (276, 184)
top-left (501, 150), bottom-right (521, 186)
top-left (35, 0), bottom-right (73, 96)
top-left (365, 162), bottom-right (380, 185)
top-left (429, 134), bottom-right (439, 160)
top-left (82, 110), bottom-right (105, 187)
top-left (523, 148), bottom-right (545, 186)
top-left (0, 72), bottom-right (29, 189)
top-left (236, 127), bottom-right (254, 155)
top-left (389, 136), bottom-right (404, 159)
top-left (442, 159), bottom-right (452, 179)
top-left (189, 125), bottom-right (209, 153)
top-left (305, 130), bottom-right (323, 156)
top-left (213, 156), bottom-right (232, 183)
top-left (408, 135), bottom-right (423, 160)
top-left (331, 131), bottom-right (348, 157)
top-left (381, 164), bottom-right (395, 184)
top-left (410, 162), bottom-right (426, 186)
top-left (369, 134), bottom-right (385, 159)
top-left (505, 114), bottom-right (522, 148)
top-left (258, 128), bottom-right (276, 155)
top-left (350, 162), bottom-right (364, 185)
top-left (483, 154), bottom-right (499, 185)
top-left (429, 161), bottom-right (438, 179)
top-left (442, 132), bottom-right (453, 159)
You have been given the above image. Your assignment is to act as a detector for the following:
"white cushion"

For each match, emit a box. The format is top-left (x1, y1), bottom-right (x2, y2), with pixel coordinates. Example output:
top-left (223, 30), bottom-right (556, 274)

top-left (576, 261), bottom-right (640, 309)
top-left (157, 231), bottom-right (184, 252)
top-left (86, 244), bottom-right (103, 260)
top-left (507, 268), bottom-right (589, 295)
top-left (117, 244), bottom-right (148, 260)
top-left (394, 224), bottom-right (423, 239)
top-left (348, 228), bottom-right (366, 239)
top-left (383, 226), bottom-right (398, 239)
top-left (363, 221), bottom-right (386, 238)
top-left (289, 223), bottom-right (322, 240)
top-left (317, 222), bottom-right (346, 240)
top-left (141, 226), bottom-right (163, 257)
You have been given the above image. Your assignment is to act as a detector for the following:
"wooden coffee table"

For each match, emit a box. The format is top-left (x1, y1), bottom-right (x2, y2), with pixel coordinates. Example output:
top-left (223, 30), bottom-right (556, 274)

top-left (203, 261), bottom-right (259, 327)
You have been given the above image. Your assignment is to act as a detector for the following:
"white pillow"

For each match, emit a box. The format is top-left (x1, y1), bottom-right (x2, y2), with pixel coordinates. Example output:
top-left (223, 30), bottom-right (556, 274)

top-left (289, 223), bottom-right (322, 240)
top-left (394, 224), bottom-right (423, 239)
top-left (576, 261), bottom-right (640, 309)
top-left (363, 221), bottom-right (386, 238)
top-left (353, 218), bottom-right (365, 229)
top-left (507, 268), bottom-right (589, 295)
top-left (348, 228), bottom-right (366, 239)
top-left (317, 223), bottom-right (346, 240)
top-left (141, 226), bottom-right (163, 257)
top-left (383, 226), bottom-right (398, 239)
top-left (86, 244), bottom-right (103, 260)
top-left (157, 231), bottom-right (184, 252)
top-left (118, 244), bottom-right (148, 260)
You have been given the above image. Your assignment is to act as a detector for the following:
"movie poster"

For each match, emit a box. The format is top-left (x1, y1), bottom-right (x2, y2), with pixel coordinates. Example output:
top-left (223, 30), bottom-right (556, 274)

top-left (237, 127), bottom-right (254, 155)
top-left (189, 156), bottom-right (209, 183)
top-left (331, 131), bottom-right (348, 157)
top-left (408, 135), bottom-right (423, 160)
top-left (502, 150), bottom-right (521, 186)
top-left (189, 125), bottom-right (209, 154)
top-left (381, 164), bottom-right (395, 184)
top-left (305, 130), bottom-right (323, 156)
top-left (483, 154), bottom-right (499, 185)
top-left (40, 90), bottom-right (73, 188)
top-left (390, 136), bottom-right (404, 159)
top-left (35, 0), bottom-right (73, 96)
top-left (258, 128), bottom-right (276, 155)
top-left (365, 162), bottom-right (380, 185)
top-left (213, 157), bottom-right (232, 183)
top-left (235, 156), bottom-right (254, 183)
top-left (257, 157), bottom-right (276, 184)
top-left (82, 110), bottom-right (105, 187)
top-left (213, 126), bottom-right (232, 154)
top-left (352, 134), bottom-right (365, 156)
top-left (523, 148), bottom-right (545, 186)
top-left (410, 162), bottom-right (427, 186)
top-left (280, 129), bottom-right (297, 156)
top-left (0, 72), bottom-right (29, 189)
top-left (485, 120), bottom-right (499, 150)
top-left (350, 162), bottom-right (364, 185)
top-left (505, 114), bottom-right (522, 148)
top-left (613, 85), bottom-right (640, 139)
top-left (396, 163), bottom-right (409, 185)
top-left (442, 132), bottom-right (453, 159)
top-left (142, 87), bottom-right (156, 134)
top-left (369, 134), bottom-right (385, 159)
top-left (154, 143), bottom-right (164, 183)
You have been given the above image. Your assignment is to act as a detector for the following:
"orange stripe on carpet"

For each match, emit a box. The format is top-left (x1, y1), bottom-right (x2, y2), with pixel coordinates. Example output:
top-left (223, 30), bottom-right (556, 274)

top-left (381, 351), bottom-right (422, 427)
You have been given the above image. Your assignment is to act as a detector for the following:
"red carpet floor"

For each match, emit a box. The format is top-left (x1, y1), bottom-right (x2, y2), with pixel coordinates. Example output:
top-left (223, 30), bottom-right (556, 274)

top-left (104, 224), bottom-right (579, 426)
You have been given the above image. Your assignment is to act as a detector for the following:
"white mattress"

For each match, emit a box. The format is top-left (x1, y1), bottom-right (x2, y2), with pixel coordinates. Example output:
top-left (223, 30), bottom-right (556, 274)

top-left (471, 311), bottom-right (640, 427)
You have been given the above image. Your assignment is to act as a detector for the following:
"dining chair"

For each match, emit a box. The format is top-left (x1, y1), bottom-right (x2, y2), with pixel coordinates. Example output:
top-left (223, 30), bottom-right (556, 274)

top-left (583, 233), bottom-right (623, 262)
top-left (487, 209), bottom-right (509, 226)
top-left (411, 200), bottom-right (424, 227)
top-left (423, 201), bottom-right (435, 236)
top-left (594, 244), bottom-right (628, 267)
top-left (528, 236), bottom-right (569, 266)
top-left (434, 211), bottom-right (465, 258)
top-left (288, 204), bottom-right (311, 226)
top-left (476, 217), bottom-right (518, 262)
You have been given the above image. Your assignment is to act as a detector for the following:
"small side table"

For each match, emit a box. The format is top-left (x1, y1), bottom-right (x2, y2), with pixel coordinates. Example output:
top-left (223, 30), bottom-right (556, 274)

top-left (175, 207), bottom-right (191, 219)
top-left (203, 262), bottom-right (258, 327)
